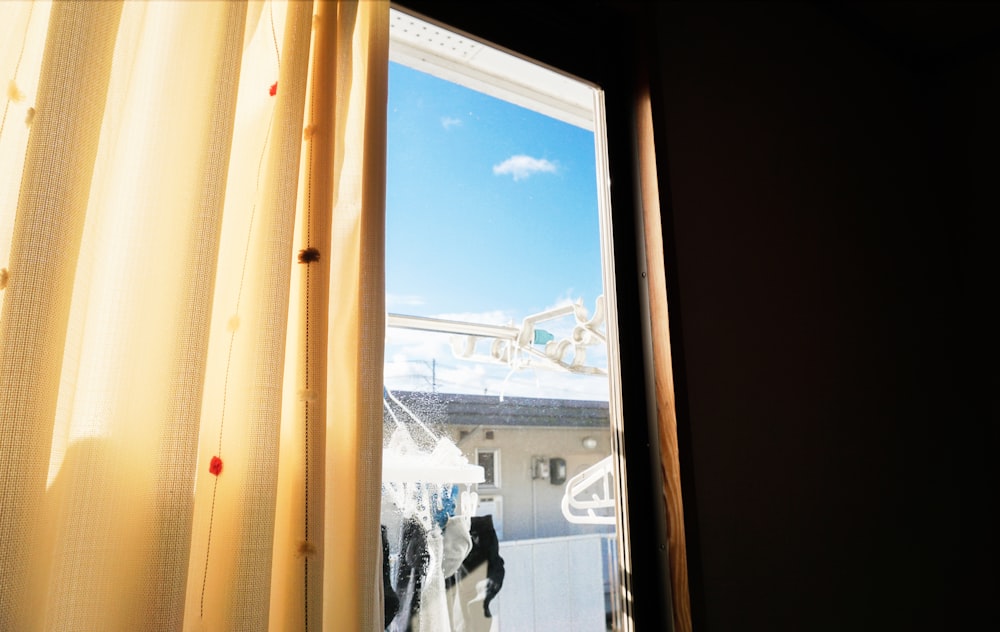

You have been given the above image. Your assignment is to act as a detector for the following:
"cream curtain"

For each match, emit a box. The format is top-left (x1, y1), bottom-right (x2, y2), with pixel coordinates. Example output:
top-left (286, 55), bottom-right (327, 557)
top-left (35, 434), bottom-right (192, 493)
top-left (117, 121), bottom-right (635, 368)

top-left (0, 1), bottom-right (388, 630)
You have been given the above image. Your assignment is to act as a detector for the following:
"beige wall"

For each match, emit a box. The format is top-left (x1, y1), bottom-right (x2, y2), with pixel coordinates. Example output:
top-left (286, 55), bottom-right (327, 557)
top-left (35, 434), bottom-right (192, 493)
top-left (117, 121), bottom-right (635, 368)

top-left (450, 424), bottom-right (614, 541)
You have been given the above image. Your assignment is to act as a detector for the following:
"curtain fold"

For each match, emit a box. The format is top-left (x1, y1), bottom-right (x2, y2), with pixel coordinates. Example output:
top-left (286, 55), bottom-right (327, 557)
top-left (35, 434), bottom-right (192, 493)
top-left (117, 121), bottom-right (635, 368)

top-left (0, 1), bottom-right (388, 630)
top-left (323, 2), bottom-right (388, 629)
top-left (0, 2), bottom-right (123, 628)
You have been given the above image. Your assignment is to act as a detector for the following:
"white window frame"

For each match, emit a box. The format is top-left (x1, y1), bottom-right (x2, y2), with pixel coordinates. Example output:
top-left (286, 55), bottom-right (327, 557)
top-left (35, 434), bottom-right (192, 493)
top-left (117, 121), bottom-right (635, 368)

top-left (386, 7), bottom-right (635, 628)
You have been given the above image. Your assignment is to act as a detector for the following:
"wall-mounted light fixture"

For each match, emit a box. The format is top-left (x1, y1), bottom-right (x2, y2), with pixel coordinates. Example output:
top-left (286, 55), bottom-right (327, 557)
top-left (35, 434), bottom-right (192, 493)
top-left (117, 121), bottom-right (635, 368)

top-left (582, 436), bottom-right (598, 450)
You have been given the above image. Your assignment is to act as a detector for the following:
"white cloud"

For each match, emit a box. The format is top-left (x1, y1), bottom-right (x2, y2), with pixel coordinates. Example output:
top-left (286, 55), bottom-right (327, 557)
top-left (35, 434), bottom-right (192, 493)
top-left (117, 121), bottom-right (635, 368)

top-left (492, 155), bottom-right (557, 181)
top-left (441, 116), bottom-right (462, 130)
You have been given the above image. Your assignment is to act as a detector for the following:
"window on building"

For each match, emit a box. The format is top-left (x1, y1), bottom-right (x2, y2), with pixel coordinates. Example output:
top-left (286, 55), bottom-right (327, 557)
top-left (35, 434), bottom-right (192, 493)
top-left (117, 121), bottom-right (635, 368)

top-left (476, 448), bottom-right (500, 488)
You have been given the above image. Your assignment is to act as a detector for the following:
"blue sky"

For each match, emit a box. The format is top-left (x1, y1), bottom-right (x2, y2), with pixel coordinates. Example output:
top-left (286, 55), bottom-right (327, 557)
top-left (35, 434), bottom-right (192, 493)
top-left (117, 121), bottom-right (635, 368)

top-left (384, 62), bottom-right (609, 400)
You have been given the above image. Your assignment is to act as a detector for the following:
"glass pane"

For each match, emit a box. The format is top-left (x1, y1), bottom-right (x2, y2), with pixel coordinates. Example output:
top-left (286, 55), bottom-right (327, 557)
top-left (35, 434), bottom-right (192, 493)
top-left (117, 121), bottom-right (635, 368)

top-left (382, 10), bottom-right (623, 631)
top-left (477, 451), bottom-right (497, 488)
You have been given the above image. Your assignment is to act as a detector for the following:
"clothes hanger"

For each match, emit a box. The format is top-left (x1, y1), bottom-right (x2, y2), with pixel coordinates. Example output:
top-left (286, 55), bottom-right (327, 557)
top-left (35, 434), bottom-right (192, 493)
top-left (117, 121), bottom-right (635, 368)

top-left (560, 455), bottom-right (616, 525)
top-left (381, 387), bottom-right (485, 485)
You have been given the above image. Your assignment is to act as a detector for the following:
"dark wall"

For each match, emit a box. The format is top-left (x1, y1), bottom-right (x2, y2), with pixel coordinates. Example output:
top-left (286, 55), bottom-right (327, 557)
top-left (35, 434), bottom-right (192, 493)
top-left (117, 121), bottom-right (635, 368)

top-left (652, 2), bottom-right (996, 629)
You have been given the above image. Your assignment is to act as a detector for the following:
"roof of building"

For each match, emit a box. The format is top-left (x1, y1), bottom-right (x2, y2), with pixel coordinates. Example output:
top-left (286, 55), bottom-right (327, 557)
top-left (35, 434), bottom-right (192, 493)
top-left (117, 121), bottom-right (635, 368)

top-left (386, 390), bottom-right (611, 428)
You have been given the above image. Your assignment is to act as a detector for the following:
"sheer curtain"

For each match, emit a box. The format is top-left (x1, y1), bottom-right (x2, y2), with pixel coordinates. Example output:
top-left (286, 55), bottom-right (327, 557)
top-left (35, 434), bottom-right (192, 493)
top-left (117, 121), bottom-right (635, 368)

top-left (0, 1), bottom-right (388, 630)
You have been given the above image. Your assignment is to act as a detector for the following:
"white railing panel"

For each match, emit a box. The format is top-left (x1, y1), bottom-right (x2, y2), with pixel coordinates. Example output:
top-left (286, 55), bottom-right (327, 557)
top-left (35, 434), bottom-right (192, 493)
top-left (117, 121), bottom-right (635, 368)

top-left (494, 535), bottom-right (607, 632)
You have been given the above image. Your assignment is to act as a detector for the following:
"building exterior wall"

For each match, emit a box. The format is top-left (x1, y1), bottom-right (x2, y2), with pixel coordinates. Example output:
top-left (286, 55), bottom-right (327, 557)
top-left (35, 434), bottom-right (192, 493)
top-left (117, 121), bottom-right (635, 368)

top-left (384, 390), bottom-right (617, 543)
top-left (449, 424), bottom-right (614, 541)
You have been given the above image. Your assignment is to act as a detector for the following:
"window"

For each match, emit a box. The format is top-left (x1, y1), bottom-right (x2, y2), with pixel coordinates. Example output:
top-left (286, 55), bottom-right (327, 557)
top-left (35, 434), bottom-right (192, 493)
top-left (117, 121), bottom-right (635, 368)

top-left (380, 6), bottom-right (635, 631)
top-left (476, 448), bottom-right (500, 488)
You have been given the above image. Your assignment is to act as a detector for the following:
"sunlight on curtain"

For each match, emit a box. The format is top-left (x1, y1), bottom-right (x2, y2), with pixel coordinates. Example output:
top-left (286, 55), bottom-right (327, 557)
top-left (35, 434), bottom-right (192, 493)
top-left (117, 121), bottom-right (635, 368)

top-left (0, 1), bottom-right (387, 630)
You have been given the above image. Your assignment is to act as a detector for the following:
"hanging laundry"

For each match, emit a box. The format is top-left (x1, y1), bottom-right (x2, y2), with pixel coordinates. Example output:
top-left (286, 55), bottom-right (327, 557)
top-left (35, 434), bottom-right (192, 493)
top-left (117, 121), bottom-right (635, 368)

top-left (389, 518), bottom-right (427, 632)
top-left (383, 525), bottom-right (400, 627)
top-left (440, 516), bottom-right (472, 579)
top-left (389, 517), bottom-right (456, 632)
top-left (417, 527), bottom-right (451, 630)
top-left (445, 515), bottom-right (505, 631)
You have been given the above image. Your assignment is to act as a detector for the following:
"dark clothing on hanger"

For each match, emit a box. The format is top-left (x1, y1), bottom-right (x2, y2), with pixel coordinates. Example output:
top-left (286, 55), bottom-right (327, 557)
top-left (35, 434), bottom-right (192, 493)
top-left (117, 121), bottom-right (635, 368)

top-left (445, 514), bottom-right (505, 617)
top-left (389, 518), bottom-right (429, 632)
top-left (382, 525), bottom-right (400, 628)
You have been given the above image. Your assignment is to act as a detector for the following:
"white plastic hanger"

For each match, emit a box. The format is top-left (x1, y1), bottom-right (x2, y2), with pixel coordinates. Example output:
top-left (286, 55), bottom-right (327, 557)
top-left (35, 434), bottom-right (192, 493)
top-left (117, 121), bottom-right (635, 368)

top-left (381, 387), bottom-right (485, 485)
top-left (560, 455), bottom-right (616, 525)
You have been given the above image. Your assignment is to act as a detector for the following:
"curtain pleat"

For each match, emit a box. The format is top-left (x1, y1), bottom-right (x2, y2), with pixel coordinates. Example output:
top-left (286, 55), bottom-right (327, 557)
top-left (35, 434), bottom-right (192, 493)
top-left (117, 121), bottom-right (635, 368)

top-left (184, 1), bottom-right (316, 630)
top-left (0, 1), bottom-right (389, 630)
top-left (267, 2), bottom-right (389, 630)
top-left (0, 2), bottom-right (124, 629)
top-left (324, 2), bottom-right (389, 629)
